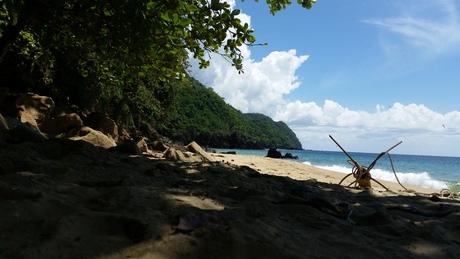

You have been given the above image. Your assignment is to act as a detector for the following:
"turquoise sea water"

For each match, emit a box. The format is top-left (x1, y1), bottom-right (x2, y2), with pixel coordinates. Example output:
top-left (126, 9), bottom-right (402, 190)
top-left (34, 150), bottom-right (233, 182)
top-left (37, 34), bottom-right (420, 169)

top-left (215, 148), bottom-right (460, 192)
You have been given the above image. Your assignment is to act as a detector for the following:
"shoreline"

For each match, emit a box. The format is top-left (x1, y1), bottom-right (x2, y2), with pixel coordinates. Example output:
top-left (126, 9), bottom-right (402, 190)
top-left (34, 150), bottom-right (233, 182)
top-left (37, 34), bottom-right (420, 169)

top-left (211, 153), bottom-right (441, 194)
top-left (217, 147), bottom-right (460, 159)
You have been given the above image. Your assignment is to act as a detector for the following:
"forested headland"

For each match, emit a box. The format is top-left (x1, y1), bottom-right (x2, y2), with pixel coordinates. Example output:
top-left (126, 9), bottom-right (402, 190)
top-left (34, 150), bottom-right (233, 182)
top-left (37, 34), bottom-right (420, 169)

top-left (160, 77), bottom-right (302, 149)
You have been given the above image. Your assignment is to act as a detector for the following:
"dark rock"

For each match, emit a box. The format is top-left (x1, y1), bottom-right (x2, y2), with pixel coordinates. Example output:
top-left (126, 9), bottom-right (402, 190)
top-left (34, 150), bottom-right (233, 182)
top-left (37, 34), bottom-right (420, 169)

top-left (151, 140), bottom-right (168, 152)
top-left (266, 147), bottom-right (282, 159)
top-left (110, 139), bottom-right (141, 155)
top-left (83, 112), bottom-right (118, 142)
top-left (8, 122), bottom-right (48, 143)
top-left (38, 113), bottom-right (83, 134)
top-left (283, 152), bottom-right (299, 159)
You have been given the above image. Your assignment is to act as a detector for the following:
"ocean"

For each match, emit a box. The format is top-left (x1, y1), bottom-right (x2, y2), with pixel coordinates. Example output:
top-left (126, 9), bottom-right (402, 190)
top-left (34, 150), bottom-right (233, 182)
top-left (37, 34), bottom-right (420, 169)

top-left (214, 148), bottom-right (460, 192)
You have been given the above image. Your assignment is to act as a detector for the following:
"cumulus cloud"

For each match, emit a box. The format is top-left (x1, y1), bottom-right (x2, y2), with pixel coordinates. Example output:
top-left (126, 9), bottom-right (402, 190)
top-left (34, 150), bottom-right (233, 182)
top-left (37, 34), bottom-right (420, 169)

top-left (283, 101), bottom-right (460, 155)
top-left (191, 48), bottom-right (308, 114)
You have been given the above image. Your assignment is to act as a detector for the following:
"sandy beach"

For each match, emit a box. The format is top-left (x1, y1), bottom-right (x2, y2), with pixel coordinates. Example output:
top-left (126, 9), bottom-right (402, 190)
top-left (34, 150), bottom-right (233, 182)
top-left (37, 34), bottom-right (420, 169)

top-left (1, 140), bottom-right (459, 258)
top-left (215, 153), bottom-right (440, 194)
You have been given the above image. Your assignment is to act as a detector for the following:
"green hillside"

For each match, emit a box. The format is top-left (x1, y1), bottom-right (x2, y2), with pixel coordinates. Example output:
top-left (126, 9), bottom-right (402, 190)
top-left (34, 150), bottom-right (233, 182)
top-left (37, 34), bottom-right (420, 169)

top-left (157, 78), bottom-right (302, 150)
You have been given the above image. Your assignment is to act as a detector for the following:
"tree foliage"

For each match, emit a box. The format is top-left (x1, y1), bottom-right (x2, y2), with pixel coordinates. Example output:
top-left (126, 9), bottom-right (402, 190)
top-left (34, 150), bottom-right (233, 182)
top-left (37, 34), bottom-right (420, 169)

top-left (161, 77), bottom-right (303, 149)
top-left (0, 0), bottom-right (314, 129)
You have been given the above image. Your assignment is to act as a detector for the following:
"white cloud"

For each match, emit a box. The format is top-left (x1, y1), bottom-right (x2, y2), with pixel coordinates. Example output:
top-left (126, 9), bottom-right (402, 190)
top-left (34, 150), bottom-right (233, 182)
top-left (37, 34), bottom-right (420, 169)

top-left (189, 2), bottom-right (460, 157)
top-left (281, 101), bottom-right (460, 156)
top-left (191, 48), bottom-right (308, 114)
top-left (366, 0), bottom-right (460, 57)
top-left (274, 100), bottom-right (454, 132)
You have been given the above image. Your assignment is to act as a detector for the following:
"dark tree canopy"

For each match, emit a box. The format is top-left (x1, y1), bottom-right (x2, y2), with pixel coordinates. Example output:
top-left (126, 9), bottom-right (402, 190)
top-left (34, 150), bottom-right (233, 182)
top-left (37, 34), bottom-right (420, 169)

top-left (0, 0), bottom-right (315, 128)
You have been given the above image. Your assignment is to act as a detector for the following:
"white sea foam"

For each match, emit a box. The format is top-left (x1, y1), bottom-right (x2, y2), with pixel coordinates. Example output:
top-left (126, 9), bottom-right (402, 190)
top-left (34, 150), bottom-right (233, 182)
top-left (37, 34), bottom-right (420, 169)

top-left (314, 164), bottom-right (448, 190)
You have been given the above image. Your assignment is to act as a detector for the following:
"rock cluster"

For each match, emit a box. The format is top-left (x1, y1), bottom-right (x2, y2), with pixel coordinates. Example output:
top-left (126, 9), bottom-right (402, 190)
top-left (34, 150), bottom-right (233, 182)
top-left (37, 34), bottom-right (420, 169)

top-left (266, 147), bottom-right (299, 159)
top-left (0, 87), bottom-right (212, 162)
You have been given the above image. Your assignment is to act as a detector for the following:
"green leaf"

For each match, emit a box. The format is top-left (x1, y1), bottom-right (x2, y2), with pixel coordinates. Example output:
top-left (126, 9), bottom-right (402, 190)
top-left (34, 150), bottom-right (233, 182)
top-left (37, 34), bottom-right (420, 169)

top-left (232, 9), bottom-right (241, 15)
top-left (186, 4), bottom-right (199, 12)
top-left (178, 18), bottom-right (191, 27)
top-left (147, 2), bottom-right (156, 10)
top-left (161, 12), bottom-right (171, 21)
top-left (173, 13), bottom-right (179, 23)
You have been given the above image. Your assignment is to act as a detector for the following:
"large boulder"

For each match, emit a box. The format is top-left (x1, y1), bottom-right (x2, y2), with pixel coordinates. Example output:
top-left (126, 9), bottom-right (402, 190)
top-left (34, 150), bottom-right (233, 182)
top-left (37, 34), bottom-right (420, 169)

top-left (266, 147), bottom-right (282, 159)
top-left (67, 126), bottom-right (116, 149)
top-left (162, 147), bottom-right (202, 162)
top-left (15, 93), bottom-right (55, 127)
top-left (187, 141), bottom-right (214, 162)
top-left (38, 113), bottom-right (83, 135)
top-left (83, 112), bottom-right (118, 142)
top-left (163, 147), bottom-right (186, 161)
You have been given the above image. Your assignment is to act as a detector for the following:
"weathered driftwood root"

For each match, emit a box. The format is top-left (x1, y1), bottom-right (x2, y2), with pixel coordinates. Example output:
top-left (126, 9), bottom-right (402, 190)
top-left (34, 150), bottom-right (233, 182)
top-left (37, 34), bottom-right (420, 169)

top-left (329, 135), bottom-right (403, 190)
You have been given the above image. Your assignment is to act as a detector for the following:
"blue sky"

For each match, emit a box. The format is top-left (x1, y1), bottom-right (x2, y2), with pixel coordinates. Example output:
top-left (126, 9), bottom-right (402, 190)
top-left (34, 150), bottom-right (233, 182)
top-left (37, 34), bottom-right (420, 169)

top-left (190, 0), bottom-right (460, 157)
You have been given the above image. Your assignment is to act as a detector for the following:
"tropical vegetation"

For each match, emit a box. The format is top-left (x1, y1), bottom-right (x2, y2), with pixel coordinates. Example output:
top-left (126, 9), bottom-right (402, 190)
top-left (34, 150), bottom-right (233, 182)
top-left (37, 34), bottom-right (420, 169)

top-left (0, 0), bottom-right (313, 149)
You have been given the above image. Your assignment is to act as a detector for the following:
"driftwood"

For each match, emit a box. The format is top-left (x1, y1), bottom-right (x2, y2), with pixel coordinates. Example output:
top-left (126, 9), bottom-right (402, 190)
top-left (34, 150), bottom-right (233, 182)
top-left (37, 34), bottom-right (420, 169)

top-left (329, 135), bottom-right (403, 190)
